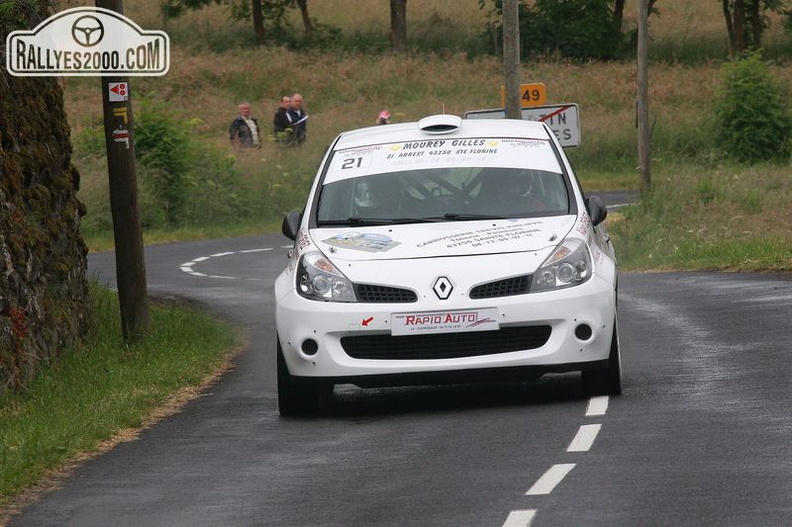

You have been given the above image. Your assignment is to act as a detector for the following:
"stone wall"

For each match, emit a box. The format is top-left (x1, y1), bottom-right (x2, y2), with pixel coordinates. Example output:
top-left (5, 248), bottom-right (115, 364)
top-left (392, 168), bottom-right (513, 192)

top-left (1, 6), bottom-right (90, 390)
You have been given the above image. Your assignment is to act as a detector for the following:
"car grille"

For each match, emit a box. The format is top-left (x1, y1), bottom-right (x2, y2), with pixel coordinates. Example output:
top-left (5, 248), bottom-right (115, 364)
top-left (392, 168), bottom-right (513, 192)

top-left (341, 325), bottom-right (552, 360)
top-left (469, 275), bottom-right (531, 299)
top-left (355, 284), bottom-right (417, 303)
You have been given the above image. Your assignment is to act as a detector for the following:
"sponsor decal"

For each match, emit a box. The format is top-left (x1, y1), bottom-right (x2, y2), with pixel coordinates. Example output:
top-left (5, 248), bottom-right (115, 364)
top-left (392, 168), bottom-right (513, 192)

top-left (416, 221), bottom-right (543, 249)
top-left (6, 7), bottom-right (169, 76)
top-left (324, 232), bottom-right (400, 252)
top-left (575, 212), bottom-right (591, 237)
top-left (392, 307), bottom-right (499, 336)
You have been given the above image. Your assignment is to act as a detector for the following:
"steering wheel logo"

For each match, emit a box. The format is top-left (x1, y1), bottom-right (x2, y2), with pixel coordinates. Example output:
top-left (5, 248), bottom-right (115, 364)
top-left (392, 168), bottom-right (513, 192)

top-left (71, 15), bottom-right (104, 47)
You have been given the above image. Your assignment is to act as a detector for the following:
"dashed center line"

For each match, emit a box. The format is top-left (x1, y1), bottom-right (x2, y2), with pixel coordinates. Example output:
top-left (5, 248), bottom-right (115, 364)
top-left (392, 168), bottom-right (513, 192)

top-left (586, 395), bottom-right (609, 416)
top-left (502, 509), bottom-right (537, 527)
top-left (525, 463), bottom-right (576, 496)
top-left (567, 424), bottom-right (602, 452)
top-left (506, 396), bottom-right (611, 524)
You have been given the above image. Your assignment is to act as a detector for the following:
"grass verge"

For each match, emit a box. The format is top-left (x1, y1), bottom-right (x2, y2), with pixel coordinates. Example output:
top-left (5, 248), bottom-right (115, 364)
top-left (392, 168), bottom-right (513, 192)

top-left (0, 284), bottom-right (243, 518)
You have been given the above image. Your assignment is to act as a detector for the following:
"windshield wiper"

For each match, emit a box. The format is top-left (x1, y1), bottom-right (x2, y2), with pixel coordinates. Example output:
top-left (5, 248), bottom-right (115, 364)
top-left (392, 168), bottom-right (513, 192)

top-left (317, 216), bottom-right (443, 227)
top-left (442, 213), bottom-right (507, 221)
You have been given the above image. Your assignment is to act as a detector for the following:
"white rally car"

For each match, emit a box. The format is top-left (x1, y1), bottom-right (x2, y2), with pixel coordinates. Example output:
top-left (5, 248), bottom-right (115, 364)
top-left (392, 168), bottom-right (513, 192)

top-left (274, 114), bottom-right (621, 415)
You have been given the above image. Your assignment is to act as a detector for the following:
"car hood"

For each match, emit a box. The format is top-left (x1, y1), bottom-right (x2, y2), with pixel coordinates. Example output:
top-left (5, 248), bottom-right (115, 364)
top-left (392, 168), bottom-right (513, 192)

top-left (310, 216), bottom-right (576, 261)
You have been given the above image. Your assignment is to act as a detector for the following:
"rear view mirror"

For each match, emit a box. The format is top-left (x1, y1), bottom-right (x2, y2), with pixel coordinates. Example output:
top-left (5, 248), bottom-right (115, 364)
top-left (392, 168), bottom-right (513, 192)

top-left (585, 196), bottom-right (608, 226)
top-left (282, 210), bottom-right (302, 240)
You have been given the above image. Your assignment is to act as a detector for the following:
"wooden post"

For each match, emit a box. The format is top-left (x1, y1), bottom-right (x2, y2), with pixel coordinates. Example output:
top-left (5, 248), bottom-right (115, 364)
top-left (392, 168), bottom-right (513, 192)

top-left (97, 0), bottom-right (150, 340)
top-left (637, 0), bottom-right (651, 193)
top-left (503, 0), bottom-right (521, 119)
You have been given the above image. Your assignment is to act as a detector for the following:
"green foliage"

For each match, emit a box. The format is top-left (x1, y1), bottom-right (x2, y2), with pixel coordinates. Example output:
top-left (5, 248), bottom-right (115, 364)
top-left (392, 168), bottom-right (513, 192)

top-left (481, 0), bottom-right (625, 61)
top-left (0, 0), bottom-right (37, 37)
top-left (135, 98), bottom-right (193, 225)
top-left (132, 97), bottom-right (257, 229)
top-left (714, 52), bottom-right (792, 163)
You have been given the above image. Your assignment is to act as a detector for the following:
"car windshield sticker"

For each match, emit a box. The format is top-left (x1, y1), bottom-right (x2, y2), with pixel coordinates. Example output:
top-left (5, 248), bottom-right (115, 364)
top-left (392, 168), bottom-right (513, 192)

top-left (323, 232), bottom-right (401, 252)
top-left (416, 220), bottom-right (545, 249)
top-left (324, 138), bottom-right (561, 184)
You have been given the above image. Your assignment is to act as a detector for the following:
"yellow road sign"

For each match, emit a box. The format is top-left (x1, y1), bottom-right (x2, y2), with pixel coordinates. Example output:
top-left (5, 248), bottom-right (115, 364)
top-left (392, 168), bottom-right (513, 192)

top-left (501, 83), bottom-right (547, 108)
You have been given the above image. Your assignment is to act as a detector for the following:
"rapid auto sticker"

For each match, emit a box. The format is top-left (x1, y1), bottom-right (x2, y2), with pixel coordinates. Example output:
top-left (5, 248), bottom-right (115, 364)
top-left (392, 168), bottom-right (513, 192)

top-left (324, 232), bottom-right (401, 253)
top-left (416, 220), bottom-right (544, 250)
top-left (392, 307), bottom-right (499, 336)
top-left (324, 137), bottom-right (562, 184)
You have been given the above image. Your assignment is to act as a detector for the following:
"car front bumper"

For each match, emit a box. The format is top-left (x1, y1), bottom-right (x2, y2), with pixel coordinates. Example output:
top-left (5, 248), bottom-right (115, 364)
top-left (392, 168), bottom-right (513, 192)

top-left (275, 270), bottom-right (616, 384)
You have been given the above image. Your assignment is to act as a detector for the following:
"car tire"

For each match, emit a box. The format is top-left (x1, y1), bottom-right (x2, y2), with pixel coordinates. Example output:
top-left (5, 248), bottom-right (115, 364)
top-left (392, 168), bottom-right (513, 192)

top-left (277, 337), bottom-right (333, 416)
top-left (582, 316), bottom-right (623, 396)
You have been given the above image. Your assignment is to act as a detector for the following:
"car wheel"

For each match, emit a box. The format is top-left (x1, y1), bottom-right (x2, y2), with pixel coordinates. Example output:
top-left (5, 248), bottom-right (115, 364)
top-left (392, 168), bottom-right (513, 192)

top-left (277, 337), bottom-right (333, 416)
top-left (582, 316), bottom-right (623, 396)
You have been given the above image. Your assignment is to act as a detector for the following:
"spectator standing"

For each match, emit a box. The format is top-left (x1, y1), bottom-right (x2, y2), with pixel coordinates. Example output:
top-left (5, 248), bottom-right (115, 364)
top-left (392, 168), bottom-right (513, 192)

top-left (287, 93), bottom-right (308, 146)
top-left (229, 101), bottom-right (261, 148)
top-left (273, 95), bottom-right (292, 143)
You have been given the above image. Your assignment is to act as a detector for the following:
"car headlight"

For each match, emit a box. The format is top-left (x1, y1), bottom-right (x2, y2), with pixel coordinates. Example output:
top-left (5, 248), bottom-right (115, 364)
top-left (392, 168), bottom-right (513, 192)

top-left (531, 238), bottom-right (592, 292)
top-left (296, 251), bottom-right (357, 302)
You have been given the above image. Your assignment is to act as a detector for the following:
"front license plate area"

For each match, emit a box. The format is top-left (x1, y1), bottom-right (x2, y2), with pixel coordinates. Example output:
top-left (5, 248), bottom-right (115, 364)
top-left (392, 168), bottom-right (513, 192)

top-left (392, 307), bottom-right (499, 336)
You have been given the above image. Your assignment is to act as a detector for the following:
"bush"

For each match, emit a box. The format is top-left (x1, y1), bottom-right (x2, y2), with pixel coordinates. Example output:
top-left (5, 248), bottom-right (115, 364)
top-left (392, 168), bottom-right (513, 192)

top-left (132, 96), bottom-right (256, 229)
top-left (714, 52), bottom-right (792, 163)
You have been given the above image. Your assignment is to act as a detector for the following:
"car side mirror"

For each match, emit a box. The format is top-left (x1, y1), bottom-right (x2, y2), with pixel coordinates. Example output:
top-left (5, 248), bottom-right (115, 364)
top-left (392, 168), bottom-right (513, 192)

top-left (585, 195), bottom-right (608, 226)
top-left (282, 209), bottom-right (302, 240)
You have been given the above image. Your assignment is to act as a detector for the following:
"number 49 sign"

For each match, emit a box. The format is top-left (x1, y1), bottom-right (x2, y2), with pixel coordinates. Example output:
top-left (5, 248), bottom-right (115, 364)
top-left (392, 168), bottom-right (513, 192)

top-left (500, 83), bottom-right (547, 108)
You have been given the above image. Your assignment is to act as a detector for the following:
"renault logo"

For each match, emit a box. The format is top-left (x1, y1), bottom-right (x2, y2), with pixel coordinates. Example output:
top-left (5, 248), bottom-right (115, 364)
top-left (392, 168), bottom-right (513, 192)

top-left (433, 276), bottom-right (453, 300)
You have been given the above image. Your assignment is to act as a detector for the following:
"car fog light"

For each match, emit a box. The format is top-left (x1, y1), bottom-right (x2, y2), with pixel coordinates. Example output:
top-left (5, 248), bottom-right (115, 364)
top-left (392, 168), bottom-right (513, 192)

top-left (302, 339), bottom-right (319, 356)
top-left (575, 324), bottom-right (593, 341)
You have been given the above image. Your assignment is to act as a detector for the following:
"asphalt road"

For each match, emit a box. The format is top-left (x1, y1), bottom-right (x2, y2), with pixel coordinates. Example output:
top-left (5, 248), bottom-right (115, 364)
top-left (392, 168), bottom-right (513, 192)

top-left (9, 197), bottom-right (792, 526)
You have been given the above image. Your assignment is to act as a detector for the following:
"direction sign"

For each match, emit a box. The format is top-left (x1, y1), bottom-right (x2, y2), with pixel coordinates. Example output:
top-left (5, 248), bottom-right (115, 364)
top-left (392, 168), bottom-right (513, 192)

top-left (464, 103), bottom-right (581, 148)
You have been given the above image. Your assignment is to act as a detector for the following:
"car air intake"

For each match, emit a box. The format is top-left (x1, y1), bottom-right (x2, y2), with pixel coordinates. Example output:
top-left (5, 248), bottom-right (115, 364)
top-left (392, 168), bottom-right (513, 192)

top-left (341, 325), bottom-right (551, 360)
top-left (355, 284), bottom-right (418, 303)
top-left (470, 275), bottom-right (531, 299)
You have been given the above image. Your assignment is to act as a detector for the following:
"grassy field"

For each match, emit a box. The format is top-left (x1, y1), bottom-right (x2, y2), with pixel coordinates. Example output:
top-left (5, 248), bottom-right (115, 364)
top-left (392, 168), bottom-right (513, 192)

top-left (66, 0), bottom-right (792, 270)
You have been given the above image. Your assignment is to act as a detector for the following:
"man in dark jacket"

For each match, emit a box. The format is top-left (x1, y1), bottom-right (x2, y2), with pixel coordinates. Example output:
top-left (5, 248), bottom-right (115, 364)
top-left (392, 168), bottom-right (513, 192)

top-left (229, 102), bottom-right (260, 148)
top-left (273, 95), bottom-right (292, 143)
top-left (287, 93), bottom-right (308, 147)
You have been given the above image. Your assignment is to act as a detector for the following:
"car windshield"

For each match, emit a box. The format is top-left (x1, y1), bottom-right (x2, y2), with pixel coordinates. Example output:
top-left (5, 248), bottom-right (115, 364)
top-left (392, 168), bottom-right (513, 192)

top-left (316, 137), bottom-right (570, 225)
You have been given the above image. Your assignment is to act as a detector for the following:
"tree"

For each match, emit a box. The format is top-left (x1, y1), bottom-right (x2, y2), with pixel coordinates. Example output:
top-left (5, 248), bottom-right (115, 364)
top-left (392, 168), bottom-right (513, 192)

top-left (480, 0), bottom-right (627, 60)
top-left (162, 0), bottom-right (295, 43)
top-left (390, 0), bottom-right (407, 52)
top-left (721, 0), bottom-right (786, 55)
top-left (294, 0), bottom-right (313, 34)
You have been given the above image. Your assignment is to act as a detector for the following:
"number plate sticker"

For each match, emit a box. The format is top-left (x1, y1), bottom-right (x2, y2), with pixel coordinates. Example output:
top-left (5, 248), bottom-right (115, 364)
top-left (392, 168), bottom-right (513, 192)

top-left (392, 307), bottom-right (499, 336)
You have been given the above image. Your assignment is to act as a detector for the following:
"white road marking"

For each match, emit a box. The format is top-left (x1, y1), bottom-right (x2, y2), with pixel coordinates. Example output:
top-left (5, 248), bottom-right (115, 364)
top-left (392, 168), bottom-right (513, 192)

top-left (526, 464), bottom-right (576, 495)
top-left (179, 247), bottom-right (287, 281)
top-left (585, 396), bottom-right (609, 416)
top-left (502, 509), bottom-right (537, 527)
top-left (567, 424), bottom-right (602, 452)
